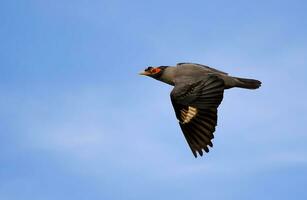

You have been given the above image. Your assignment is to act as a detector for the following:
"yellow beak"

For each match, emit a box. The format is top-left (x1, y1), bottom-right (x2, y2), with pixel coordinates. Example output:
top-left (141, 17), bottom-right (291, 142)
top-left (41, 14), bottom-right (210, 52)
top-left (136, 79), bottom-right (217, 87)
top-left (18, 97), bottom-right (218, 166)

top-left (139, 71), bottom-right (151, 76)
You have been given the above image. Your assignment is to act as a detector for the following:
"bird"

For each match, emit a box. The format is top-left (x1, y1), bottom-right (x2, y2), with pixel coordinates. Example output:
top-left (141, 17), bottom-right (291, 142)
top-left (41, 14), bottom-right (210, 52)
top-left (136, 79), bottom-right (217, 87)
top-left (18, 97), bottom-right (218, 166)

top-left (139, 62), bottom-right (261, 157)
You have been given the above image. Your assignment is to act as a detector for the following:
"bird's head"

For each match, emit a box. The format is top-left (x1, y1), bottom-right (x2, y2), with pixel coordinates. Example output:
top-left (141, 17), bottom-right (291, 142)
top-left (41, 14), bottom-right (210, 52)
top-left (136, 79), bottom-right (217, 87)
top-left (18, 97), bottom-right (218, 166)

top-left (139, 66), bottom-right (167, 79)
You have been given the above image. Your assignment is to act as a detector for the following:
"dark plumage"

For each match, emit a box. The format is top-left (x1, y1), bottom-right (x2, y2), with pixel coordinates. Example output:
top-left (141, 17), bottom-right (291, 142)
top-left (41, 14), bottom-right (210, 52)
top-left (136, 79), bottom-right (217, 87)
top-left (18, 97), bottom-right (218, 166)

top-left (139, 62), bottom-right (261, 157)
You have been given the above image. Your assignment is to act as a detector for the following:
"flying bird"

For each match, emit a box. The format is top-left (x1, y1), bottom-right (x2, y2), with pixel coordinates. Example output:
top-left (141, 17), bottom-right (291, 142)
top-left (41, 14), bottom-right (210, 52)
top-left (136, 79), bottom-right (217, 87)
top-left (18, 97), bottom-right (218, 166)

top-left (139, 62), bottom-right (261, 157)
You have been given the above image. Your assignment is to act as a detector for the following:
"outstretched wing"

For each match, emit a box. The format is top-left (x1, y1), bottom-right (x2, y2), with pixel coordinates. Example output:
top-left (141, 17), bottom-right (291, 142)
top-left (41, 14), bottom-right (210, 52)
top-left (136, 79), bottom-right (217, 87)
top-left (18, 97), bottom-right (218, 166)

top-left (171, 75), bottom-right (225, 157)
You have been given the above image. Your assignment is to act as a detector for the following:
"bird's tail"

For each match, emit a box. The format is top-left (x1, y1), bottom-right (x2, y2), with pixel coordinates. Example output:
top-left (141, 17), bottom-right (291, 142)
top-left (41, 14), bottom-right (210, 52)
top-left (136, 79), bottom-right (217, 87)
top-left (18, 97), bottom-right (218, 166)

top-left (233, 77), bottom-right (262, 89)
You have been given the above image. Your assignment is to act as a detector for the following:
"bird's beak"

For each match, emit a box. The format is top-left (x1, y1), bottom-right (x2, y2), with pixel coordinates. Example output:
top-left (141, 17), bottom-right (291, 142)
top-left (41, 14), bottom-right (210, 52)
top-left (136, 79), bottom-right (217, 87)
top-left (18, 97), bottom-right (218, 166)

top-left (139, 71), bottom-right (151, 76)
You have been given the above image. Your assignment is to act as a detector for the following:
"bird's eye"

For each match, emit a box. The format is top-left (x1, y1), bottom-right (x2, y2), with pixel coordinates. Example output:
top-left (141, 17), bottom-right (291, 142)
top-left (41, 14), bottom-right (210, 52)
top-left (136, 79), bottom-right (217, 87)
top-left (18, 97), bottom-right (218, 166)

top-left (150, 68), bottom-right (161, 74)
top-left (151, 68), bottom-right (157, 73)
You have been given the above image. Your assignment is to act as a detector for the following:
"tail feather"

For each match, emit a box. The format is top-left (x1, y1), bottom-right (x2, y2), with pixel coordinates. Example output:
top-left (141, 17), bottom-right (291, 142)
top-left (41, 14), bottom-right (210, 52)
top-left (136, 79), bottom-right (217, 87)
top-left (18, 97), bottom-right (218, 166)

top-left (234, 77), bottom-right (262, 89)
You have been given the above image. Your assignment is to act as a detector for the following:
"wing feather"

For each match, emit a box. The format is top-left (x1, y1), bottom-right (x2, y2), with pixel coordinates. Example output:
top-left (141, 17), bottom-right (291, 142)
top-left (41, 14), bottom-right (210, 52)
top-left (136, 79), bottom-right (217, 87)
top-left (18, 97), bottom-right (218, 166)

top-left (171, 75), bottom-right (224, 157)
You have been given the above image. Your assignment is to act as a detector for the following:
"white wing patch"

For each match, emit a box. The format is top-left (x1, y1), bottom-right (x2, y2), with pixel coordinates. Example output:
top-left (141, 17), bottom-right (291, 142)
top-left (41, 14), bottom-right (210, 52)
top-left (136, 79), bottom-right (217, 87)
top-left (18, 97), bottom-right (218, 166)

top-left (180, 106), bottom-right (198, 124)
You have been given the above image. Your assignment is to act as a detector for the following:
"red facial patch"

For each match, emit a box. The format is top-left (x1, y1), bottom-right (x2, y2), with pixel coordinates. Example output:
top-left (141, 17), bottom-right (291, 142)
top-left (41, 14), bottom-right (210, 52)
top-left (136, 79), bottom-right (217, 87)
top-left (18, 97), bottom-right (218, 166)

top-left (150, 68), bottom-right (161, 74)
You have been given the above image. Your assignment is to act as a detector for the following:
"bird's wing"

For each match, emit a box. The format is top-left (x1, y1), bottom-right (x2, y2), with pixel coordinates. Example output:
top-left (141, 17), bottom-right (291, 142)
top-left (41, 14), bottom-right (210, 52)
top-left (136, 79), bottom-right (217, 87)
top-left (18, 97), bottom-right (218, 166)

top-left (177, 62), bottom-right (228, 75)
top-left (170, 75), bottom-right (225, 157)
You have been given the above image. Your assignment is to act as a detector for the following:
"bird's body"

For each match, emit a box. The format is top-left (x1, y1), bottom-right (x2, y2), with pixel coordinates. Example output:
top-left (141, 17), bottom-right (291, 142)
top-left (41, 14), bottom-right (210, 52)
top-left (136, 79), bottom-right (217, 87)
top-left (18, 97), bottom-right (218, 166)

top-left (140, 63), bottom-right (261, 157)
top-left (155, 63), bottom-right (260, 89)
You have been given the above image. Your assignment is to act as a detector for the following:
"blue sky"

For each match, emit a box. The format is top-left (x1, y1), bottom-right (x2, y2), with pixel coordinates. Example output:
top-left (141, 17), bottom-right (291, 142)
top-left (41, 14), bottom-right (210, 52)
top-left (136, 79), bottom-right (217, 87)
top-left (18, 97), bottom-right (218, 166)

top-left (1, 0), bottom-right (307, 199)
